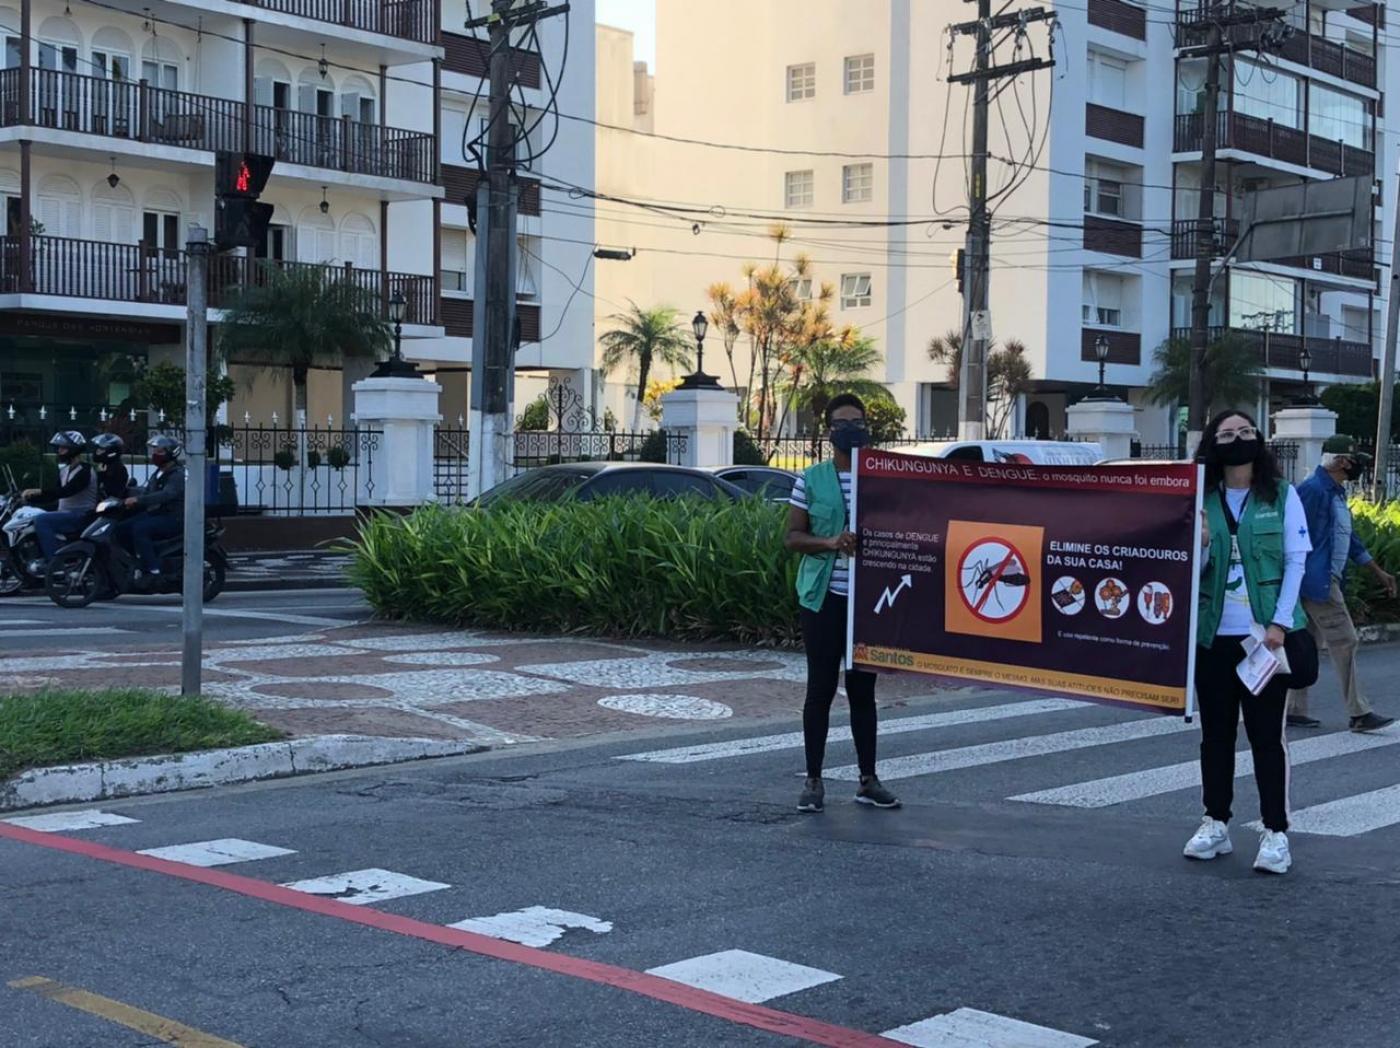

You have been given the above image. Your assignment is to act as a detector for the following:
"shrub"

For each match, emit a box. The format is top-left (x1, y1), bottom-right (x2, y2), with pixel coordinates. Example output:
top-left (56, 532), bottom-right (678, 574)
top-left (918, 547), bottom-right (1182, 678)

top-left (733, 429), bottom-right (767, 466)
top-left (518, 396), bottom-right (550, 432)
top-left (638, 428), bottom-right (670, 463)
top-left (306, 449), bottom-right (323, 470)
top-left (327, 446), bottom-right (351, 471)
top-left (348, 498), bottom-right (800, 644)
top-left (867, 397), bottom-right (907, 443)
top-left (273, 449), bottom-right (297, 471)
top-left (0, 443), bottom-right (51, 490)
top-left (1347, 499), bottom-right (1400, 624)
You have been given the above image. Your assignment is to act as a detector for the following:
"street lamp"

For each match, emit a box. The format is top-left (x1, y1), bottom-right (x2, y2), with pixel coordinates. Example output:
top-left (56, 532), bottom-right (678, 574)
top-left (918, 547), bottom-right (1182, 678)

top-left (1083, 333), bottom-right (1118, 401)
top-left (677, 308), bottom-right (722, 390)
top-left (1295, 343), bottom-right (1318, 405)
top-left (371, 289), bottom-right (421, 378)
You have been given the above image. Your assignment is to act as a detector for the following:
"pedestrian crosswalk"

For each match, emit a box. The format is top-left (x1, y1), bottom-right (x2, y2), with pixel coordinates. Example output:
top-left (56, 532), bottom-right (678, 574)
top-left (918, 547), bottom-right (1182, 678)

top-left (1, 807), bottom-right (1099, 1047)
top-left (617, 695), bottom-right (1400, 840)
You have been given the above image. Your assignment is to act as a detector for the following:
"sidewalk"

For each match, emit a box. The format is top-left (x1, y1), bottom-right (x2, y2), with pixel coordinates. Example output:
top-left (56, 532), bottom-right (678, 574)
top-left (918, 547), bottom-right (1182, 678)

top-left (226, 550), bottom-right (351, 591)
top-left (2, 622), bottom-right (950, 751)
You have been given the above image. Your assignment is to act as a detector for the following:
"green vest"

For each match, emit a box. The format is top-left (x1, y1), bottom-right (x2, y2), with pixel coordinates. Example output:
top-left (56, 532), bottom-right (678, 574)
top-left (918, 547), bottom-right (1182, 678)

top-left (1197, 480), bottom-right (1307, 644)
top-left (795, 460), bottom-right (846, 612)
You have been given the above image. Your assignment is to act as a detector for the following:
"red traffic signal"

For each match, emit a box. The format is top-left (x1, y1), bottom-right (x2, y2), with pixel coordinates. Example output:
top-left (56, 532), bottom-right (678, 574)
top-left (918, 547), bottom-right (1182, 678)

top-left (216, 153), bottom-right (274, 198)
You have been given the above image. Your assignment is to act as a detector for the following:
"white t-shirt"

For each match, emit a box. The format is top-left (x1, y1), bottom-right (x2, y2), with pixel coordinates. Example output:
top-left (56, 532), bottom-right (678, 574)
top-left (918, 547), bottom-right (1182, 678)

top-left (790, 470), bottom-right (852, 597)
top-left (1217, 484), bottom-right (1311, 636)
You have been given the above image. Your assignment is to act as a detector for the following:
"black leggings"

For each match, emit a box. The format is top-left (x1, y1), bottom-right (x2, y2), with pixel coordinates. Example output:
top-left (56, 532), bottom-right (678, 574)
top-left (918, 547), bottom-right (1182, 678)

top-left (800, 593), bottom-right (878, 778)
top-left (1195, 635), bottom-right (1291, 832)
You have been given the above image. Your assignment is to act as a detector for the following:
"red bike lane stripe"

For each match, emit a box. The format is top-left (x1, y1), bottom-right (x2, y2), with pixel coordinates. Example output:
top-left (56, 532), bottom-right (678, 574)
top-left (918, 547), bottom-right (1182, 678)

top-left (0, 822), bottom-right (902, 1048)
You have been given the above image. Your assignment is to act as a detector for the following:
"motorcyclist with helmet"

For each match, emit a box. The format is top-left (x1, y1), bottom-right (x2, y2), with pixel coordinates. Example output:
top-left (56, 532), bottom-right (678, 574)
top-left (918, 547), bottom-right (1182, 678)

top-left (21, 431), bottom-right (99, 560)
top-left (90, 432), bottom-right (131, 500)
top-left (113, 434), bottom-right (185, 587)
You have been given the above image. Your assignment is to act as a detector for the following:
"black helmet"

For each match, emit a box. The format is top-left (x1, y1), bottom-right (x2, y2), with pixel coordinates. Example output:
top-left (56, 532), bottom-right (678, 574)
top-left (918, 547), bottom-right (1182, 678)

top-left (92, 432), bottom-right (125, 463)
top-left (49, 430), bottom-right (87, 452)
top-left (147, 434), bottom-right (183, 464)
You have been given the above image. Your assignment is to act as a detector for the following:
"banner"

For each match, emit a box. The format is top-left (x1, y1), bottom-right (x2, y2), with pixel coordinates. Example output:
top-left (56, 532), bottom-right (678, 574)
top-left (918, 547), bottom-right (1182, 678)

top-left (848, 450), bottom-right (1203, 715)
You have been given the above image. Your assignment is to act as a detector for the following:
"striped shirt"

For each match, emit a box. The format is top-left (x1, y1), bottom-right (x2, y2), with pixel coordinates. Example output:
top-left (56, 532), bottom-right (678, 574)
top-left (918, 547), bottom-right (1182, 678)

top-left (790, 471), bottom-right (852, 596)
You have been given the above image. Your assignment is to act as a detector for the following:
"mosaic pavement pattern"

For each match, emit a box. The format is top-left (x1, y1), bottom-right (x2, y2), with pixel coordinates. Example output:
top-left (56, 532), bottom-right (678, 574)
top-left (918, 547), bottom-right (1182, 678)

top-left (0, 626), bottom-right (944, 748)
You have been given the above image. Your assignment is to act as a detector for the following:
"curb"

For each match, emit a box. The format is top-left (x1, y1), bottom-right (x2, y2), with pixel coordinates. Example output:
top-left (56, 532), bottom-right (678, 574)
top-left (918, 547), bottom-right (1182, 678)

top-left (226, 576), bottom-right (351, 593)
top-left (0, 735), bottom-right (488, 812)
top-left (1358, 622), bottom-right (1400, 645)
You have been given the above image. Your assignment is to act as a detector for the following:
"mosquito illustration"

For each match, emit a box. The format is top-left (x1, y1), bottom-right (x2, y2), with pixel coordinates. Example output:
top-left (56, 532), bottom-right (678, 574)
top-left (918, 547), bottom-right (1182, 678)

top-left (963, 554), bottom-right (1030, 613)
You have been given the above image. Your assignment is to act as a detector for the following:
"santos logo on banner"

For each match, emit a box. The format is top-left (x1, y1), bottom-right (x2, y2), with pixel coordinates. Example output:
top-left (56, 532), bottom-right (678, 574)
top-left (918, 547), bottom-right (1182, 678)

top-left (846, 450), bottom-right (1203, 716)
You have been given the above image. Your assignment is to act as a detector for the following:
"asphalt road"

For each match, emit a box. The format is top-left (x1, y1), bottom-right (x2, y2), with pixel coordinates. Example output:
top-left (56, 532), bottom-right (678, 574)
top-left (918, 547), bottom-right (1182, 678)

top-left (0, 588), bottom-right (372, 652)
top-left (5, 648), bottom-right (1400, 1048)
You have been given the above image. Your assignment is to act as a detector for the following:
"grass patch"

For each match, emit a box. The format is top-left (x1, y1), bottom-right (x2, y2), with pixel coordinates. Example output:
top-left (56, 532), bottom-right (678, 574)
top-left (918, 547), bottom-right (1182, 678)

top-left (0, 689), bottom-right (285, 780)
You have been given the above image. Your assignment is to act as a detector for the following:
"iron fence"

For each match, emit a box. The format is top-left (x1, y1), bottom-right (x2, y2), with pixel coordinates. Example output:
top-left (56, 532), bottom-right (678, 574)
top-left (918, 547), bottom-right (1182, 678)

top-left (752, 433), bottom-right (935, 469)
top-left (433, 423), bottom-right (471, 504)
top-left (507, 377), bottom-right (686, 474)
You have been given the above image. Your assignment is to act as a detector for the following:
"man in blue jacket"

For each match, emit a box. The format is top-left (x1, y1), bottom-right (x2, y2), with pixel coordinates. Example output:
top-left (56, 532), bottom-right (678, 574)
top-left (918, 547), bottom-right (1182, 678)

top-left (1287, 435), bottom-right (1396, 732)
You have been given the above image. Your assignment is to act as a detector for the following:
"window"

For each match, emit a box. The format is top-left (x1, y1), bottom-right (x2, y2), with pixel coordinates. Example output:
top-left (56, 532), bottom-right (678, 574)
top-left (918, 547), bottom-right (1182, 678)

top-left (1233, 59), bottom-right (1300, 128)
top-left (840, 273), bottom-right (873, 309)
top-left (143, 211), bottom-right (179, 259)
top-left (786, 62), bottom-right (816, 102)
top-left (92, 51), bottom-right (132, 81)
top-left (1311, 83), bottom-right (1371, 150)
top-left (1082, 272), bottom-right (1125, 327)
top-left (842, 163), bottom-right (873, 204)
top-left (788, 276), bottom-right (814, 301)
top-left (844, 54), bottom-right (875, 94)
top-left (141, 59), bottom-right (178, 91)
top-left (1229, 272), bottom-right (1297, 333)
top-left (1083, 160), bottom-right (1128, 217)
top-left (257, 224), bottom-right (291, 263)
top-left (1176, 58), bottom-right (1206, 116)
top-left (651, 472), bottom-right (726, 500)
top-left (1087, 51), bottom-right (1128, 109)
top-left (785, 170), bottom-right (814, 209)
top-left (4, 37), bottom-right (19, 69)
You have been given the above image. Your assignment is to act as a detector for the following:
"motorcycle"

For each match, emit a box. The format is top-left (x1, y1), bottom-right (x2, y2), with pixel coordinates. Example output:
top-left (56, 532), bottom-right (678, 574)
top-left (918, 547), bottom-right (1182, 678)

top-left (0, 466), bottom-right (78, 596)
top-left (44, 498), bottom-right (229, 609)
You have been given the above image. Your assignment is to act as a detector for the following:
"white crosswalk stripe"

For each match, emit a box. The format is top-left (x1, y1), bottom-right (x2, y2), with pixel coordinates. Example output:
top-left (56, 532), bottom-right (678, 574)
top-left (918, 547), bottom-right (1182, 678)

top-left (137, 839), bottom-right (296, 867)
top-left (883, 1007), bottom-right (1098, 1047)
top-left (2, 809), bottom-right (139, 832)
top-left (1250, 784), bottom-right (1400, 837)
top-left (825, 716), bottom-right (1193, 782)
top-left (281, 868), bottom-right (451, 905)
top-left (645, 949), bottom-right (841, 1003)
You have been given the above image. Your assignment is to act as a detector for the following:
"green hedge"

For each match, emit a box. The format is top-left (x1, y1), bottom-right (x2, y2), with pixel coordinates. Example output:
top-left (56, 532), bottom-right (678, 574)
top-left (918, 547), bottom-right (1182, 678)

top-left (350, 498), bottom-right (801, 644)
top-left (1347, 499), bottom-right (1400, 624)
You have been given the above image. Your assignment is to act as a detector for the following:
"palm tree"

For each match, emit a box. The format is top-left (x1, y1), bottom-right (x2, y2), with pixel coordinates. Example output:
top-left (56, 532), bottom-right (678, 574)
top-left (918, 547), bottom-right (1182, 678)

top-left (217, 263), bottom-right (392, 420)
top-left (928, 329), bottom-right (1036, 437)
top-left (927, 329), bottom-right (964, 386)
top-left (599, 302), bottom-right (693, 431)
top-left (706, 281), bottom-right (744, 397)
top-left (786, 328), bottom-right (888, 425)
top-left (1145, 332), bottom-right (1264, 415)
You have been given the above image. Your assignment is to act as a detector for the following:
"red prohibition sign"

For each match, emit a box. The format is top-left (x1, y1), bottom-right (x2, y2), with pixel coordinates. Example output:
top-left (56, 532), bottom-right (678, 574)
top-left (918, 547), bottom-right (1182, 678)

top-left (957, 535), bottom-right (1032, 623)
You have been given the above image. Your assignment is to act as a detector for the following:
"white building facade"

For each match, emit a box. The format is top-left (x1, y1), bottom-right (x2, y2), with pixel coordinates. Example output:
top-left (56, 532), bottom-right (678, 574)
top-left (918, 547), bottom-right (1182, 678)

top-left (595, 0), bottom-right (1394, 444)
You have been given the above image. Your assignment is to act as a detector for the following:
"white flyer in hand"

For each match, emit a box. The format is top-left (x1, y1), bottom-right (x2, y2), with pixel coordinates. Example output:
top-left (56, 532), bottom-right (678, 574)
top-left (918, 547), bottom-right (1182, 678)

top-left (1235, 624), bottom-right (1288, 696)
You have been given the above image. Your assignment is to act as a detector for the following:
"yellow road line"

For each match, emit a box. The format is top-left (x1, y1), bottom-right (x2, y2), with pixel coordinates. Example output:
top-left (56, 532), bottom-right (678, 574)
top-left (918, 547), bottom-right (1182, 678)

top-left (9, 976), bottom-right (245, 1048)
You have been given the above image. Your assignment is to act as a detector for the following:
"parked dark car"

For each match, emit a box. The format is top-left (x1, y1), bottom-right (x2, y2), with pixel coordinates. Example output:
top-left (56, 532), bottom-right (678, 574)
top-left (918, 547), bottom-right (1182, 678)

top-left (703, 465), bottom-right (798, 502)
top-left (477, 462), bottom-right (748, 506)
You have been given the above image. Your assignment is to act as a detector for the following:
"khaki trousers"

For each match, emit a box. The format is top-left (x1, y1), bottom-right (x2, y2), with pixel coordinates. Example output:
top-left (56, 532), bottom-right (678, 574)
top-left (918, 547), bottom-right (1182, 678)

top-left (1287, 579), bottom-right (1371, 720)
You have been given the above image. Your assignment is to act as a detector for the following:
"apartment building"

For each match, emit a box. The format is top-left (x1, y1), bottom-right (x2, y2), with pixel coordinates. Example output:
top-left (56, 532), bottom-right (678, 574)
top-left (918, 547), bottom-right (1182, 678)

top-left (0, 0), bottom-right (595, 428)
top-left (595, 0), bottom-right (1395, 442)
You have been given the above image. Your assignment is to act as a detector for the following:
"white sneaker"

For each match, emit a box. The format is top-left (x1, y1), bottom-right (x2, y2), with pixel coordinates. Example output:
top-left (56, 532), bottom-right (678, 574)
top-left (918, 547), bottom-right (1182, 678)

top-left (1253, 830), bottom-right (1292, 875)
top-left (1183, 816), bottom-right (1233, 860)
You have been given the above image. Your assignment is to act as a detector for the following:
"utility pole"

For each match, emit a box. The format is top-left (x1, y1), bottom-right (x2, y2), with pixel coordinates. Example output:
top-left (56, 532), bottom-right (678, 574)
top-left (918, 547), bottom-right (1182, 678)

top-left (466, 0), bottom-right (568, 498)
top-left (1373, 201), bottom-right (1400, 500)
top-left (182, 226), bottom-right (209, 697)
top-left (1181, 5), bottom-right (1290, 439)
top-left (947, 3), bottom-right (1054, 440)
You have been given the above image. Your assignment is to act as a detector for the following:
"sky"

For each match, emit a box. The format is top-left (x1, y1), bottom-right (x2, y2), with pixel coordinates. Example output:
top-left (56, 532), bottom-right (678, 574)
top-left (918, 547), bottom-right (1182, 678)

top-left (594, 0), bottom-right (657, 69)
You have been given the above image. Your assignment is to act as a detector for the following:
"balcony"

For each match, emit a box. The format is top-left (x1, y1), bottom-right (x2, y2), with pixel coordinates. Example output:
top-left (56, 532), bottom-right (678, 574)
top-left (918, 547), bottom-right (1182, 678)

top-left (1088, 0), bottom-right (1147, 40)
top-left (1178, 5), bottom-right (1376, 89)
top-left (0, 68), bottom-right (436, 185)
top-left (440, 297), bottom-right (540, 342)
top-left (242, 0), bottom-right (436, 46)
top-left (1171, 326), bottom-right (1372, 376)
top-left (1083, 216), bottom-right (1143, 258)
top-left (1081, 327), bottom-right (1142, 366)
top-left (441, 163), bottom-right (541, 215)
top-left (1169, 218), bottom-right (1376, 282)
top-left (1174, 111), bottom-right (1374, 177)
top-left (442, 32), bottom-right (542, 88)
top-left (1085, 103), bottom-right (1144, 148)
top-left (0, 235), bottom-right (437, 324)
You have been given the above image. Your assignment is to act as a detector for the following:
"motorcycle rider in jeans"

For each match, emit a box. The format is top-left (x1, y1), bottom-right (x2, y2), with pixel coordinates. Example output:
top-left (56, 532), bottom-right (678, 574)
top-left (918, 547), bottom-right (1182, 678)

top-left (22, 431), bottom-right (98, 565)
top-left (113, 435), bottom-right (185, 589)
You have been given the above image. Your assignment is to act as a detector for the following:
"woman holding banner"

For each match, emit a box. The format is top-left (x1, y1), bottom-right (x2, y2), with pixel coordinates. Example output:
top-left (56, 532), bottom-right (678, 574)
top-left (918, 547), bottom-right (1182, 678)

top-left (1187, 410), bottom-right (1310, 875)
top-left (785, 393), bottom-right (901, 814)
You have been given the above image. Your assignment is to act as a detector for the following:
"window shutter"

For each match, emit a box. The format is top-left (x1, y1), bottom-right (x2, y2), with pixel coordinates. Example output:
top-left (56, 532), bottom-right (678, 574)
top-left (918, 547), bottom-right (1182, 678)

top-left (297, 83), bottom-right (316, 113)
top-left (253, 76), bottom-right (272, 107)
top-left (340, 92), bottom-right (360, 120)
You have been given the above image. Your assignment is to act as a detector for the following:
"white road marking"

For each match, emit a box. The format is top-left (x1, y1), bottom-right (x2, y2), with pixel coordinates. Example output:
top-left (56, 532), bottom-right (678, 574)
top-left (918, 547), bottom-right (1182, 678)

top-left (826, 716), bottom-right (1193, 782)
top-left (448, 907), bottom-right (613, 948)
top-left (143, 607), bottom-right (357, 628)
top-left (0, 619), bottom-right (45, 626)
top-left (1249, 784), bottom-right (1400, 837)
top-left (136, 838), bottom-right (296, 867)
top-left (1012, 727), bottom-right (1400, 808)
top-left (281, 868), bottom-right (451, 905)
top-left (883, 1007), bottom-right (1098, 1047)
top-left (2, 810), bottom-right (139, 832)
top-left (0, 627), bottom-right (131, 637)
top-left (617, 698), bottom-right (1085, 764)
top-left (645, 950), bottom-right (841, 1004)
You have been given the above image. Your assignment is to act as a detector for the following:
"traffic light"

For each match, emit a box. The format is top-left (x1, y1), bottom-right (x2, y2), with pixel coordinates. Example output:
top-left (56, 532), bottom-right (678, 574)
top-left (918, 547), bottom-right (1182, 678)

top-left (952, 248), bottom-right (966, 294)
top-left (214, 152), bottom-right (274, 251)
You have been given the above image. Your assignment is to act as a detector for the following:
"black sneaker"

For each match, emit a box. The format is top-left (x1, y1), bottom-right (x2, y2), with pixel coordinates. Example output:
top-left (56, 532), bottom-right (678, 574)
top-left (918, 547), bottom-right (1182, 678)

top-left (1286, 714), bottom-right (1322, 728)
top-left (1350, 712), bottom-right (1395, 733)
top-left (797, 777), bottom-right (824, 813)
top-left (855, 776), bottom-right (901, 809)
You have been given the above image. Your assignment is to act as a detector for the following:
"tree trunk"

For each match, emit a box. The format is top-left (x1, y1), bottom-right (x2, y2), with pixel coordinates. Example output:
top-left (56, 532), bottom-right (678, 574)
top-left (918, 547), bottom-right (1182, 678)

top-left (293, 365), bottom-right (309, 427)
top-left (632, 353), bottom-right (651, 433)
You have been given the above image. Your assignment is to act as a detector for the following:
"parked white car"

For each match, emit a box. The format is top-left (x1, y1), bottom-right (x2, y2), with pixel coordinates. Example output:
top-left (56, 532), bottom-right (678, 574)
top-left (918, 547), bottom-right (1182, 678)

top-left (900, 440), bottom-right (1104, 465)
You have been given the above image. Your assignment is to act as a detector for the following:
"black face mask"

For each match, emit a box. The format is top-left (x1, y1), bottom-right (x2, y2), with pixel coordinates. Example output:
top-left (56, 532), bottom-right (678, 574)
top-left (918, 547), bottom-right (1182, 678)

top-left (830, 423), bottom-right (870, 454)
top-left (1344, 459), bottom-right (1364, 481)
top-left (1215, 438), bottom-right (1259, 467)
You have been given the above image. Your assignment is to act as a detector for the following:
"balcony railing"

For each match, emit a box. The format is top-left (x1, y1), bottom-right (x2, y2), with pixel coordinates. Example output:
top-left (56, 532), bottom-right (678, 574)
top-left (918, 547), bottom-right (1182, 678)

top-left (1083, 215), bottom-right (1143, 258)
top-left (442, 32), bottom-right (542, 88)
top-left (0, 68), bottom-right (436, 184)
top-left (440, 296), bottom-right (540, 342)
top-left (1085, 103), bottom-right (1145, 148)
top-left (243, 0), bottom-right (436, 46)
top-left (441, 163), bottom-right (541, 215)
top-left (1169, 218), bottom-right (1375, 282)
top-left (1178, 4), bottom-right (1377, 89)
top-left (1170, 325), bottom-right (1373, 376)
top-left (1081, 327), bottom-right (1142, 366)
top-left (1088, 0), bottom-right (1147, 40)
top-left (1174, 111), bottom-right (1374, 177)
top-left (0, 235), bottom-right (436, 324)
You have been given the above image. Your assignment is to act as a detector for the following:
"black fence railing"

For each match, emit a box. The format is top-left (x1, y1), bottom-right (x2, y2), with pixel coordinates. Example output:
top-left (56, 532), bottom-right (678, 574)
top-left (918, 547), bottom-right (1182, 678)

top-left (433, 424), bottom-right (470, 504)
top-left (510, 429), bottom-right (688, 472)
top-left (754, 433), bottom-right (936, 468)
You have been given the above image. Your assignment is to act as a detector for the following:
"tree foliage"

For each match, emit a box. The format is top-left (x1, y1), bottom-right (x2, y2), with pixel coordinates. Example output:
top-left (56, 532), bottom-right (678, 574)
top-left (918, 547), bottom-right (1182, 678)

top-left (1320, 381), bottom-right (1400, 443)
top-left (132, 361), bottom-right (236, 427)
top-left (785, 328), bottom-right (888, 426)
top-left (1144, 333), bottom-right (1264, 415)
top-left (599, 302), bottom-right (693, 431)
top-left (927, 330), bottom-right (1036, 438)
